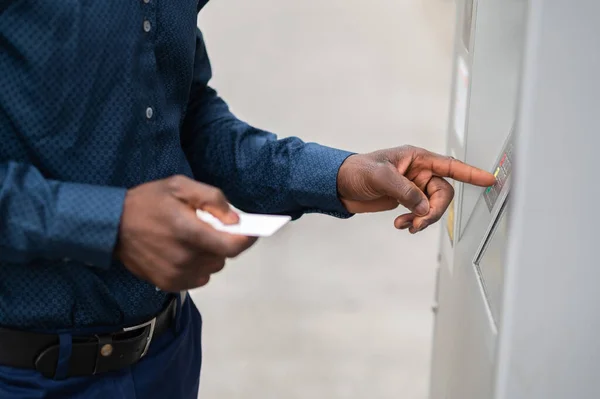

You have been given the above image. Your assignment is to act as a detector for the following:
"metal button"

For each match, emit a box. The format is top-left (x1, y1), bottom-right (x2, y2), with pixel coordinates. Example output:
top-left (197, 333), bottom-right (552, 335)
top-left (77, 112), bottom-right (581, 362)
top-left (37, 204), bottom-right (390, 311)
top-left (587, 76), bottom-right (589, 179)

top-left (146, 107), bottom-right (153, 119)
top-left (100, 344), bottom-right (113, 357)
top-left (143, 0), bottom-right (150, 3)
top-left (143, 20), bottom-right (151, 33)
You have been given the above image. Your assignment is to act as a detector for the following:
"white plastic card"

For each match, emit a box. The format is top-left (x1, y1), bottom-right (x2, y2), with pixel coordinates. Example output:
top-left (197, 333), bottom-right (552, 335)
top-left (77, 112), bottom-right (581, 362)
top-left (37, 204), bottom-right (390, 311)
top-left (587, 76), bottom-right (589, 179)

top-left (196, 209), bottom-right (291, 237)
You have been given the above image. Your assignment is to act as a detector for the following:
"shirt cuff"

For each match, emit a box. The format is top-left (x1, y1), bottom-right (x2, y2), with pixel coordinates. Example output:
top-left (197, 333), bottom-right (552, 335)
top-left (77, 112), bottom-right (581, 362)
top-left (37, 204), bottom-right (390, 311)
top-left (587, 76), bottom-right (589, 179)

top-left (291, 143), bottom-right (355, 218)
top-left (46, 182), bottom-right (127, 269)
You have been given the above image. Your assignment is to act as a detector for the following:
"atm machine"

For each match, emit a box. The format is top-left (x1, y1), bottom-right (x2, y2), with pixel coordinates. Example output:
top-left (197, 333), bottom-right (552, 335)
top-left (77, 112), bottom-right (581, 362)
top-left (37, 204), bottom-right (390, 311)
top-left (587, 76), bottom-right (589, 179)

top-left (429, 1), bottom-right (600, 398)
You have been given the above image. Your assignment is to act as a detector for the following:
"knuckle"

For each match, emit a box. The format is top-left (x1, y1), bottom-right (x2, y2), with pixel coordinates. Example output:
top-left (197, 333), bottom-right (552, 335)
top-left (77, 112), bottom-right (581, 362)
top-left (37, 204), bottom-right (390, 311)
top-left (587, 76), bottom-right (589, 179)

top-left (172, 212), bottom-right (192, 240)
top-left (400, 144), bottom-right (418, 155)
top-left (448, 183), bottom-right (455, 198)
top-left (209, 258), bottom-right (226, 273)
top-left (222, 238), bottom-right (244, 258)
top-left (428, 212), bottom-right (443, 224)
top-left (171, 250), bottom-right (194, 268)
top-left (197, 276), bottom-right (210, 287)
top-left (162, 266), bottom-right (184, 287)
top-left (167, 175), bottom-right (188, 192)
top-left (445, 157), bottom-right (460, 177)
top-left (223, 247), bottom-right (239, 259)
top-left (423, 213), bottom-right (441, 226)
top-left (206, 187), bottom-right (227, 204)
top-left (434, 177), bottom-right (454, 198)
top-left (205, 237), bottom-right (230, 258)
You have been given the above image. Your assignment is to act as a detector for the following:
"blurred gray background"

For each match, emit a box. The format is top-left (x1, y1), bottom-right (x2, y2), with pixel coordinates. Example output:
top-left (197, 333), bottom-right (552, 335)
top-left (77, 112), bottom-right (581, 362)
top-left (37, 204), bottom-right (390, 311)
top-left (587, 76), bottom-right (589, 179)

top-left (191, 1), bottom-right (456, 398)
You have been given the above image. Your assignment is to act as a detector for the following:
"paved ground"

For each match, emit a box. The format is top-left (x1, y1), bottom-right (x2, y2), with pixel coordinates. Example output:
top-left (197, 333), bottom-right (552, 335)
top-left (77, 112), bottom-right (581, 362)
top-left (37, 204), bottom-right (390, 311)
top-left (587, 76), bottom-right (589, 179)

top-left (192, 1), bottom-right (456, 398)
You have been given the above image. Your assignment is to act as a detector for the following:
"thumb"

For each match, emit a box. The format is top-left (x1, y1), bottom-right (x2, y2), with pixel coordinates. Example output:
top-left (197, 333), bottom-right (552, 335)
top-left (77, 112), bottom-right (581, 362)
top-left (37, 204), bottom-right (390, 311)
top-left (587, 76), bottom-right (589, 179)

top-left (371, 166), bottom-right (430, 216)
top-left (166, 175), bottom-right (239, 224)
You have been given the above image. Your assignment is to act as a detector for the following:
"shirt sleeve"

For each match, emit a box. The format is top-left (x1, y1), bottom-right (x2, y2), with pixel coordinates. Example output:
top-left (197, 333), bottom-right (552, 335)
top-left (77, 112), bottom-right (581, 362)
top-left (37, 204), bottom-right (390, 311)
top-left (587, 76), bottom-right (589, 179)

top-left (0, 161), bottom-right (126, 268)
top-left (180, 29), bottom-right (354, 219)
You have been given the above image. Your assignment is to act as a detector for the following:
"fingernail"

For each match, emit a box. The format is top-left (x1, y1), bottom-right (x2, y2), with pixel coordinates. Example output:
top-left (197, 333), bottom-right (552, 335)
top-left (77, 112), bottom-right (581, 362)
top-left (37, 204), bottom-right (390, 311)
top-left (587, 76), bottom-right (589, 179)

top-left (416, 200), bottom-right (429, 216)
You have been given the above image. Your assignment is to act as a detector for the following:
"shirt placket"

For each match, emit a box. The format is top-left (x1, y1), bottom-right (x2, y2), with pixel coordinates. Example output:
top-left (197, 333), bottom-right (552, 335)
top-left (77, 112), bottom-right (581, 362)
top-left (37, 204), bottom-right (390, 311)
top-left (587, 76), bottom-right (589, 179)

top-left (140, 0), bottom-right (158, 124)
top-left (139, 0), bottom-right (160, 181)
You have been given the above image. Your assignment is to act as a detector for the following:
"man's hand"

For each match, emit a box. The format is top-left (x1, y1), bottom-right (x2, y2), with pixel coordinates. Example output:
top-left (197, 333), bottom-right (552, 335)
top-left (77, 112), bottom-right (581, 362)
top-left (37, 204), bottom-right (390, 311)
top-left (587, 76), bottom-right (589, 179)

top-left (337, 146), bottom-right (496, 233)
top-left (115, 175), bottom-right (257, 291)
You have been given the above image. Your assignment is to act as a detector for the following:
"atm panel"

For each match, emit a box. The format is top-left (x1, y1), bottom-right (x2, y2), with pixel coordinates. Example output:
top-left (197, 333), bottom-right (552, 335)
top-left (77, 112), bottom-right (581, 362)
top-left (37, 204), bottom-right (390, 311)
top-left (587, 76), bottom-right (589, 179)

top-left (476, 206), bottom-right (509, 327)
top-left (457, 0), bottom-right (527, 239)
top-left (441, 133), bottom-right (516, 399)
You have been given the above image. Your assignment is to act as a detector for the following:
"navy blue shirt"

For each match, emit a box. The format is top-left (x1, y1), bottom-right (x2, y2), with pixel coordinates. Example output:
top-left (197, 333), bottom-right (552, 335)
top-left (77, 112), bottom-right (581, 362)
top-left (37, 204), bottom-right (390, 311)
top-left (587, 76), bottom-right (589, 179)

top-left (0, 0), bottom-right (352, 330)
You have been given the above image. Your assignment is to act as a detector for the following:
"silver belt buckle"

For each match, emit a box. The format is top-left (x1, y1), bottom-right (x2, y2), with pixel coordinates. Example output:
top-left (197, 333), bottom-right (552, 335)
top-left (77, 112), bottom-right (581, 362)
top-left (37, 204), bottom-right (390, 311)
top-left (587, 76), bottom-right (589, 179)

top-left (122, 317), bottom-right (157, 358)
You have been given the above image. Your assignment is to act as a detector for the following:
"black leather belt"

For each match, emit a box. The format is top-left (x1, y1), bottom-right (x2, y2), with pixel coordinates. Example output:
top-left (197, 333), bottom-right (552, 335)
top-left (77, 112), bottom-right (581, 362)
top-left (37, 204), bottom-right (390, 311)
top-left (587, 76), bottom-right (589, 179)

top-left (0, 296), bottom-right (180, 379)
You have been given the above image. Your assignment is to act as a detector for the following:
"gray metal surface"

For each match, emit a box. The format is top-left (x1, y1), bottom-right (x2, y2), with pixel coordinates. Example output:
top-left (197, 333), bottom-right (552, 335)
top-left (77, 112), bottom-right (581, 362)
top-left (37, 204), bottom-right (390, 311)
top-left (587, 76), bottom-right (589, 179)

top-left (476, 206), bottom-right (509, 327)
top-left (495, 1), bottom-right (600, 398)
top-left (430, 0), bottom-right (527, 398)
top-left (434, 1), bottom-right (600, 399)
top-left (457, 0), bottom-right (527, 238)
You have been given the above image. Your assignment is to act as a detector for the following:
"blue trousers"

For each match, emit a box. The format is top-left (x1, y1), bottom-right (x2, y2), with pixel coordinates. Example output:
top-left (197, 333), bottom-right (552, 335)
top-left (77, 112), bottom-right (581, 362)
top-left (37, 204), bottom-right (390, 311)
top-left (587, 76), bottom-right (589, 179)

top-left (0, 297), bottom-right (203, 399)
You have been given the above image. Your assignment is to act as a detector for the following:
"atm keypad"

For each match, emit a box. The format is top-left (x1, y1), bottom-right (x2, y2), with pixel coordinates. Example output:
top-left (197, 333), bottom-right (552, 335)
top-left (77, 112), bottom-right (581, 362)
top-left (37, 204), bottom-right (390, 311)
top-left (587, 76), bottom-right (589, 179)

top-left (484, 140), bottom-right (514, 211)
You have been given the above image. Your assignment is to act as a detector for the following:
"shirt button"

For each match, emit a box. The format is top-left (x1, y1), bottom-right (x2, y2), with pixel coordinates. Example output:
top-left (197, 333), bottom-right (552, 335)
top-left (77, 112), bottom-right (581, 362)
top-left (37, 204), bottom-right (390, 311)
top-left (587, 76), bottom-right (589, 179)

top-left (143, 0), bottom-right (150, 3)
top-left (143, 20), bottom-right (151, 33)
top-left (146, 107), bottom-right (154, 119)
